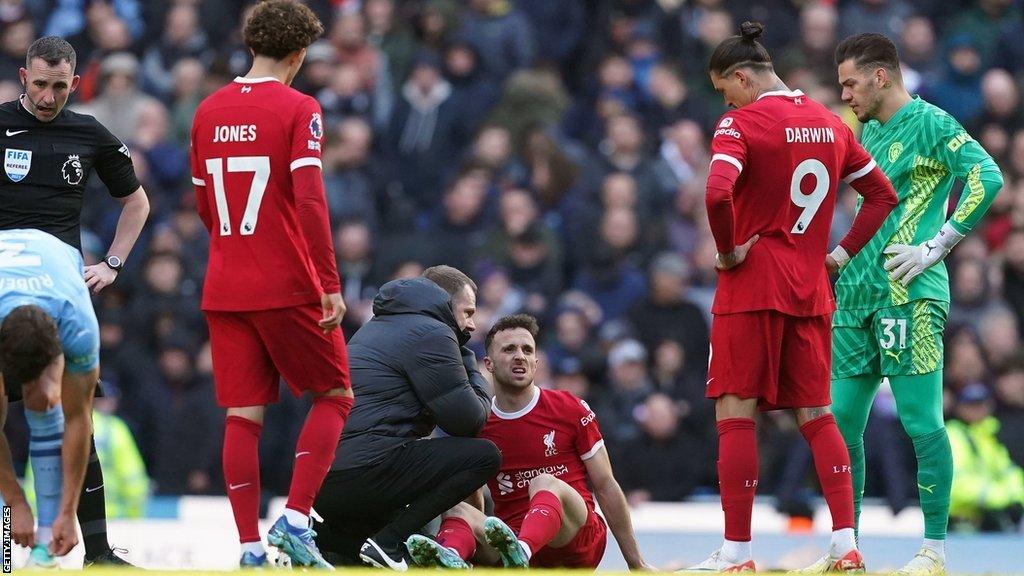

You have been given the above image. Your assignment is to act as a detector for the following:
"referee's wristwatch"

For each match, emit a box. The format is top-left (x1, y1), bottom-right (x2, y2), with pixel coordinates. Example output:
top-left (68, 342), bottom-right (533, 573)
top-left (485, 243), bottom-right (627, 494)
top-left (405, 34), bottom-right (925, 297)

top-left (103, 255), bottom-right (124, 272)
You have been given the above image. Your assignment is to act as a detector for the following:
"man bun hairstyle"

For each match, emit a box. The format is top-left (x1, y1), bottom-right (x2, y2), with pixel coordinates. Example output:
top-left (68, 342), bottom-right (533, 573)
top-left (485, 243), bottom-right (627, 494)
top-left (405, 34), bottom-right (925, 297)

top-left (243, 0), bottom-right (324, 60)
top-left (0, 305), bottom-right (62, 389)
top-left (485, 313), bottom-right (540, 353)
top-left (708, 21), bottom-right (772, 76)
top-left (835, 32), bottom-right (900, 73)
top-left (26, 36), bottom-right (76, 70)
top-left (422, 265), bottom-right (478, 298)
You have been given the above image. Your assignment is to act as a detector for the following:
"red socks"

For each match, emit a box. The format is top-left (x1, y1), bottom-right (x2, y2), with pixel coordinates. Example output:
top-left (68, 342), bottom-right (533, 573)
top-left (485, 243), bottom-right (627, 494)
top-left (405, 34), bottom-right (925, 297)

top-left (800, 413), bottom-right (855, 530)
top-left (436, 516), bottom-right (477, 560)
top-left (224, 415), bottom-right (263, 543)
top-left (286, 396), bottom-right (353, 515)
top-left (518, 490), bottom-right (564, 554)
top-left (717, 418), bottom-right (758, 542)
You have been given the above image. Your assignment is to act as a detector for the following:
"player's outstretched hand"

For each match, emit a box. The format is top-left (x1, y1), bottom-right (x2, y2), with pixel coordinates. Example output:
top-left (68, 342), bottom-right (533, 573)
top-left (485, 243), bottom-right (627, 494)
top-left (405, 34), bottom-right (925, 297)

top-left (9, 498), bottom-right (36, 548)
top-left (318, 292), bottom-right (347, 333)
top-left (83, 263), bottom-right (118, 293)
top-left (49, 510), bottom-right (79, 556)
top-left (715, 234), bottom-right (760, 270)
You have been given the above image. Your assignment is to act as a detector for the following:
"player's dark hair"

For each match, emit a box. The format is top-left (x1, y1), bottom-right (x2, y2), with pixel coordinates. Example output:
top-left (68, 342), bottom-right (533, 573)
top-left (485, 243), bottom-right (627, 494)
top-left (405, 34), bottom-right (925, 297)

top-left (25, 36), bottom-right (76, 70)
top-left (0, 305), bottom-right (62, 389)
top-left (243, 0), bottom-right (324, 60)
top-left (708, 21), bottom-right (773, 76)
top-left (835, 33), bottom-right (900, 73)
top-left (422, 265), bottom-right (478, 298)
top-left (485, 314), bottom-right (540, 353)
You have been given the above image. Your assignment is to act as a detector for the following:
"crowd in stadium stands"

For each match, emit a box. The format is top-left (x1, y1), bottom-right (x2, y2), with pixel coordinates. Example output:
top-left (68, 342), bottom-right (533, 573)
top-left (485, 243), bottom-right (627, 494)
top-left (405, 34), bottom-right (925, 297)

top-left (2, 0), bottom-right (1023, 531)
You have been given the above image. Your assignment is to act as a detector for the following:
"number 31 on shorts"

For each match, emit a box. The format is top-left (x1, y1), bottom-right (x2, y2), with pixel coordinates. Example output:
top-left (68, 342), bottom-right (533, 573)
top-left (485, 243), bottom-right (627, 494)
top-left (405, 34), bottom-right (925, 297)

top-left (879, 318), bottom-right (907, 350)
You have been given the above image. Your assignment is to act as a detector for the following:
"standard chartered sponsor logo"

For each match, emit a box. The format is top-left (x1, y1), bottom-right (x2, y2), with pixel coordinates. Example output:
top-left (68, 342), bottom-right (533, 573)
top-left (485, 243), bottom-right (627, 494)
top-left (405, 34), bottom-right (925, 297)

top-left (497, 465), bottom-right (570, 495)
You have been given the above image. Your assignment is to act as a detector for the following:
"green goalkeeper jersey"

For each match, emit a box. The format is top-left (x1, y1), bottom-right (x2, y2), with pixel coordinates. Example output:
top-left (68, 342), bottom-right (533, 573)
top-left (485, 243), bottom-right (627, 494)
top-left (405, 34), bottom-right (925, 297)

top-left (836, 96), bottom-right (1003, 311)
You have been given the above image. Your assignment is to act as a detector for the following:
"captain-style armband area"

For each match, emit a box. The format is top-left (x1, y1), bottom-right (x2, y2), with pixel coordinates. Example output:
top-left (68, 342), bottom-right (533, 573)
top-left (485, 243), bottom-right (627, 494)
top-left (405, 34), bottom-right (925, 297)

top-left (932, 222), bottom-right (965, 253)
top-left (828, 245), bottom-right (850, 268)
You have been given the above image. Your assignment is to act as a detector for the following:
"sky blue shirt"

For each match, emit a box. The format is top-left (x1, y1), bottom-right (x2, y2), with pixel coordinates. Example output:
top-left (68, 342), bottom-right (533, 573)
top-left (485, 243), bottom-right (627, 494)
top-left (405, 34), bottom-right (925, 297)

top-left (0, 229), bottom-right (98, 372)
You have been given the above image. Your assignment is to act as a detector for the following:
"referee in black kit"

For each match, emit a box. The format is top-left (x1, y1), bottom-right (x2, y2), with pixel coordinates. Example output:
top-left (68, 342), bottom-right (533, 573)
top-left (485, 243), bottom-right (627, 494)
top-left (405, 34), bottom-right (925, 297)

top-left (0, 37), bottom-right (149, 566)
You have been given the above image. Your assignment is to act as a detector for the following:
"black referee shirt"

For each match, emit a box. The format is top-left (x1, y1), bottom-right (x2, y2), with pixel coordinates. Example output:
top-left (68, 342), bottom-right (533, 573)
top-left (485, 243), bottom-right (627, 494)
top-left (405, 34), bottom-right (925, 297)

top-left (0, 97), bottom-right (141, 250)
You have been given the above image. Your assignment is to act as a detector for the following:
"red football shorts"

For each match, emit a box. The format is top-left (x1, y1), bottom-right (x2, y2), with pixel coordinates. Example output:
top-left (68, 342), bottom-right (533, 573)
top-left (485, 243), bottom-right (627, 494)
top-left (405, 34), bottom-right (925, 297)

top-left (706, 310), bottom-right (832, 411)
top-left (530, 510), bottom-right (607, 569)
top-left (205, 303), bottom-right (351, 408)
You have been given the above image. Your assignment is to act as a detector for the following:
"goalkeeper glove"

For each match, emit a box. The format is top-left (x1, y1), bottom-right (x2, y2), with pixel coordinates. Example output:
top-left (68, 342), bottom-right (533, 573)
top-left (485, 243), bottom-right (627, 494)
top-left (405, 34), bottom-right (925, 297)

top-left (883, 222), bottom-right (965, 286)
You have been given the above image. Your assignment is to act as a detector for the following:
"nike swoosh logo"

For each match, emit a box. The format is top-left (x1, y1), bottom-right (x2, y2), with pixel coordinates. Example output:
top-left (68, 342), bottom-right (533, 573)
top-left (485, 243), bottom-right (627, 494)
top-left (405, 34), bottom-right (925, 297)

top-left (5, 129), bottom-right (27, 136)
top-left (706, 377), bottom-right (715, 387)
top-left (229, 482), bottom-right (252, 490)
top-left (85, 484), bottom-right (104, 493)
top-left (295, 451), bottom-right (311, 458)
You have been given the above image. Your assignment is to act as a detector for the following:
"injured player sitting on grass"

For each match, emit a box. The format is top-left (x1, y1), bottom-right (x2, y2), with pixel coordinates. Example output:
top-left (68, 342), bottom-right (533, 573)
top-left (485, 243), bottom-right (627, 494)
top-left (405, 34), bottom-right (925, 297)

top-left (405, 314), bottom-right (653, 570)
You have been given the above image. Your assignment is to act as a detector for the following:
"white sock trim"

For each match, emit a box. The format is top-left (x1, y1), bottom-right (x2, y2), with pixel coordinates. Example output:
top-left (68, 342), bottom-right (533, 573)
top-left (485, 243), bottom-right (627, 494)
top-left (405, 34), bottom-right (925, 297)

top-left (241, 541), bottom-right (266, 556)
top-left (283, 507), bottom-right (310, 529)
top-left (830, 528), bottom-right (856, 556)
top-left (518, 540), bottom-right (532, 560)
top-left (721, 539), bottom-right (752, 562)
top-left (922, 538), bottom-right (945, 560)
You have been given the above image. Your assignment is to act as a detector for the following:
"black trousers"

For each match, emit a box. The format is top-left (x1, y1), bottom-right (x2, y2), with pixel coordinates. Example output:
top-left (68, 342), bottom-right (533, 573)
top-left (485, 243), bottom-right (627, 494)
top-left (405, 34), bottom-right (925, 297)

top-left (313, 436), bottom-right (500, 564)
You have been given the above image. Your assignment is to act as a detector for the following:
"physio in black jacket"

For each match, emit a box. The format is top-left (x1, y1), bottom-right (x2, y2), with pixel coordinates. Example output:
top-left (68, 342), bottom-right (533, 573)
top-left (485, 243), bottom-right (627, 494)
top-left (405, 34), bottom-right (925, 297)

top-left (313, 265), bottom-right (500, 568)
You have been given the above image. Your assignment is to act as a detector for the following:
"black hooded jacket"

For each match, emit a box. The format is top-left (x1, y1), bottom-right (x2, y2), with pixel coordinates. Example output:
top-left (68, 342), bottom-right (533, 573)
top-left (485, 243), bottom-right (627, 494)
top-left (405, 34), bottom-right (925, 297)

top-left (331, 277), bottom-right (492, 470)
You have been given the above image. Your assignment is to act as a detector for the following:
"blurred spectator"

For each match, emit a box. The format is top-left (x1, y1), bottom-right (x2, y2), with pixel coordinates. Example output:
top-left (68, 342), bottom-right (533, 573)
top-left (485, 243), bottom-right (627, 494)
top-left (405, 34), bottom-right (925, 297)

top-left (324, 117), bottom-right (384, 230)
top-left (544, 305), bottom-right (606, 384)
top-left (420, 169), bottom-right (491, 271)
top-left (899, 16), bottom-right (941, 91)
top-left (994, 358), bottom-right (1024, 467)
top-left (386, 52), bottom-right (467, 210)
top-left (978, 307), bottom-right (1021, 368)
top-left (45, 0), bottom-right (143, 43)
top-left (168, 58), bottom-right (205, 146)
top-left (643, 63), bottom-right (714, 135)
top-left (516, 0), bottom-right (584, 70)
top-left (0, 17), bottom-right (33, 83)
top-left (652, 119), bottom-right (709, 207)
top-left (335, 219), bottom-right (378, 336)
top-left (444, 42), bottom-right (500, 136)
top-left (458, 0), bottom-right (536, 83)
top-left (151, 338), bottom-right (223, 495)
top-left (73, 52), bottom-right (163, 142)
top-left (329, 10), bottom-right (393, 127)
top-left (839, 0), bottom-right (912, 40)
top-left (970, 69), bottom-right (1024, 149)
top-left (141, 3), bottom-right (210, 100)
top-left (597, 114), bottom-right (663, 214)
top-left (91, 385), bottom-right (149, 518)
top-left (592, 339), bottom-right (654, 449)
top-left (615, 393), bottom-right (711, 504)
top-left (776, 1), bottom-right (839, 86)
top-left (947, 383), bottom-right (1024, 532)
top-left (627, 252), bottom-right (709, 383)
top-left (947, 0), bottom-right (1021, 69)
top-left (922, 35), bottom-right (984, 124)
top-left (68, 8), bottom-right (135, 102)
top-left (364, 0), bottom-right (416, 93)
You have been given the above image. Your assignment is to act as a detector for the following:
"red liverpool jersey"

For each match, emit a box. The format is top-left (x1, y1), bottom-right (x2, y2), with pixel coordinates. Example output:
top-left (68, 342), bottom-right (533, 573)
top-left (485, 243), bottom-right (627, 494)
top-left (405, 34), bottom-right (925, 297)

top-left (482, 388), bottom-right (605, 531)
top-left (190, 77), bottom-right (337, 311)
top-left (707, 89), bottom-right (876, 317)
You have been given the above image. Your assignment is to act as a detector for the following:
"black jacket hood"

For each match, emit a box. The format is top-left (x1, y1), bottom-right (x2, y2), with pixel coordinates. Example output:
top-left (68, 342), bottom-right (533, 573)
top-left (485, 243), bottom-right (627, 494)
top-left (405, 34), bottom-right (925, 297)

top-left (372, 277), bottom-right (469, 344)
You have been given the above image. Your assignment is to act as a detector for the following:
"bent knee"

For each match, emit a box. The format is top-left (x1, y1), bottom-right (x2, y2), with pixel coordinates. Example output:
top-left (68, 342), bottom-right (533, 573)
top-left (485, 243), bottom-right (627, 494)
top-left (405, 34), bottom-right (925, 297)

top-left (528, 473), bottom-right (567, 494)
top-left (444, 501), bottom-right (479, 521)
top-left (467, 439), bottom-right (502, 474)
